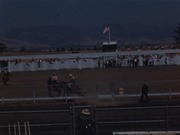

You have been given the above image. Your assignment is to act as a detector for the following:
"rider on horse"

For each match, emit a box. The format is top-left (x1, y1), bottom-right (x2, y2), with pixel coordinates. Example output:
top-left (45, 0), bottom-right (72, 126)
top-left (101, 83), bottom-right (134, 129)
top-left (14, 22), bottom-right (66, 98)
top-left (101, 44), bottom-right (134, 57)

top-left (67, 74), bottom-right (76, 89)
top-left (51, 72), bottom-right (59, 84)
top-left (47, 73), bottom-right (61, 96)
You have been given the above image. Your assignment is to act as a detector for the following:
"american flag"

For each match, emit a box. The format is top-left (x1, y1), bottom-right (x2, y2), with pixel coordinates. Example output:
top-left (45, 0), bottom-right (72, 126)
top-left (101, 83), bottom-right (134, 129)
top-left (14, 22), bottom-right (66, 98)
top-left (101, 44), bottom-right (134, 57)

top-left (103, 25), bottom-right (110, 34)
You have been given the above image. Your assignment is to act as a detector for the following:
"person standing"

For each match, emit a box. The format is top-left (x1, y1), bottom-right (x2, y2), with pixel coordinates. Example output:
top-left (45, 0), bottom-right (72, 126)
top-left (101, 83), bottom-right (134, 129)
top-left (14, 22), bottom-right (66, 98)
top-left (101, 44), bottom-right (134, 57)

top-left (77, 109), bottom-right (95, 135)
top-left (140, 83), bottom-right (149, 103)
top-left (2, 69), bottom-right (10, 85)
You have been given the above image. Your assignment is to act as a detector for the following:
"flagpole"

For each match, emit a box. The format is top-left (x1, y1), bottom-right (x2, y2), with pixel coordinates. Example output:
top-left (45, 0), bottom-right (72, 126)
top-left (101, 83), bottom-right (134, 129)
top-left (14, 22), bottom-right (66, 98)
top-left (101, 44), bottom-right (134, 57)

top-left (108, 28), bottom-right (111, 43)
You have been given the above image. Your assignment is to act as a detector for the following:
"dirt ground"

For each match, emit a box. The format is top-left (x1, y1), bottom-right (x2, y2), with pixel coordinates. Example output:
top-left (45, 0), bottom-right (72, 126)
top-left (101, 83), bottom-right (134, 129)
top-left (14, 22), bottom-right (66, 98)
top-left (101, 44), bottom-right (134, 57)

top-left (0, 65), bottom-right (180, 106)
top-left (5, 65), bottom-right (180, 84)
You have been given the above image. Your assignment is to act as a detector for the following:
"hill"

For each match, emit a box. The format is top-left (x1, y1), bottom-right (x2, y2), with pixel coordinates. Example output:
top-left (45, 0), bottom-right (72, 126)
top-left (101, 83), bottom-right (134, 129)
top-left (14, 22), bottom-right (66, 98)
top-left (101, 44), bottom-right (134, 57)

top-left (0, 24), bottom-right (175, 51)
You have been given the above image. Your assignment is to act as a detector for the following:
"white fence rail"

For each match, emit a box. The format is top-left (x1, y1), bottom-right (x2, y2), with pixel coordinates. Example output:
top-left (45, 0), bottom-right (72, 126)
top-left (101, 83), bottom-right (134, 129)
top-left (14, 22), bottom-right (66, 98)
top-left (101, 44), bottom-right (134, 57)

top-left (0, 79), bottom-right (179, 105)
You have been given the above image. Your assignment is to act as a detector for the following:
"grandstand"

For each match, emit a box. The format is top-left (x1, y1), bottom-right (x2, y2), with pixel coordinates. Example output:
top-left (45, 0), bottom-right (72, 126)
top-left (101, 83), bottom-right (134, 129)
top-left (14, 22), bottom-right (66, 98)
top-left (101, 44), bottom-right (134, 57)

top-left (0, 49), bottom-right (179, 72)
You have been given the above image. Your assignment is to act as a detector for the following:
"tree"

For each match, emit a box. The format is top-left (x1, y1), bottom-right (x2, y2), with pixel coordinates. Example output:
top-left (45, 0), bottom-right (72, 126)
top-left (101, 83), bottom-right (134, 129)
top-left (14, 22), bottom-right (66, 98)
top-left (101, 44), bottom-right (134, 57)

top-left (0, 43), bottom-right (7, 53)
top-left (174, 23), bottom-right (180, 44)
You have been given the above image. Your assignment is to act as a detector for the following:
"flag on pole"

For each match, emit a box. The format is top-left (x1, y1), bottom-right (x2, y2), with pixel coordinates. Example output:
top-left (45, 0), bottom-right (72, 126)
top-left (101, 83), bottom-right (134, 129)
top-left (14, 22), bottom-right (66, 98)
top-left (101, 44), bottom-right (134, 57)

top-left (103, 25), bottom-right (110, 34)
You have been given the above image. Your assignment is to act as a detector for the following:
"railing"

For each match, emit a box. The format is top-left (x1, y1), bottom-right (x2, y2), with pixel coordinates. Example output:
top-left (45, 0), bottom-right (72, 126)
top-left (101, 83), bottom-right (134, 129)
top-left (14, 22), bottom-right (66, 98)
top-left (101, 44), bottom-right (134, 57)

top-left (8, 121), bottom-right (31, 135)
top-left (0, 80), bottom-right (180, 105)
top-left (0, 105), bottom-right (180, 135)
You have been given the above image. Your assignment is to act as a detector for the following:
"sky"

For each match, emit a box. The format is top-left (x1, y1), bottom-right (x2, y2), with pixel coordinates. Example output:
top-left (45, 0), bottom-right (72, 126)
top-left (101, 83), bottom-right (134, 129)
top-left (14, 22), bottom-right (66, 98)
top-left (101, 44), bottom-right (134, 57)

top-left (0, 0), bottom-right (180, 33)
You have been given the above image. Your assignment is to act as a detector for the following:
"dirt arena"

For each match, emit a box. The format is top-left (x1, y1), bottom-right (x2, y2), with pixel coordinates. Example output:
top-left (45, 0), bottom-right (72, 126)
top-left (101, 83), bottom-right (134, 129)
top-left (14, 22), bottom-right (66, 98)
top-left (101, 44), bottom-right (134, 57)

top-left (0, 65), bottom-right (180, 106)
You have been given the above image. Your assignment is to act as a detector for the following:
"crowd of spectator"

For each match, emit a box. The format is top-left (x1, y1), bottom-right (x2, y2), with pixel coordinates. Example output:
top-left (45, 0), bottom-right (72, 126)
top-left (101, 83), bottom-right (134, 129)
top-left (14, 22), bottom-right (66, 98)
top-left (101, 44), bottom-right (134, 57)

top-left (103, 53), bottom-right (177, 68)
top-left (0, 51), bottom-right (179, 72)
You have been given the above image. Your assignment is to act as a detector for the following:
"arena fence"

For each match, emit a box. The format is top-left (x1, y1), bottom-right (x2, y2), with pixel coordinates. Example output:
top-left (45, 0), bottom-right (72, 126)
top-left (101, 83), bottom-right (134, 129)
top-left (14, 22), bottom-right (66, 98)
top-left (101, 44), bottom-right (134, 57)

top-left (0, 80), bottom-right (180, 105)
top-left (0, 105), bottom-right (180, 135)
top-left (7, 121), bottom-right (31, 135)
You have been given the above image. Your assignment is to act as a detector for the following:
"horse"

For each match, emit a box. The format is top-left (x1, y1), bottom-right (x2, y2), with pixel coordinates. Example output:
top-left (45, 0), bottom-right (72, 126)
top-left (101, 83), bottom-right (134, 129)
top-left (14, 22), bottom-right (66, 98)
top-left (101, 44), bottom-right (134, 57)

top-left (65, 82), bottom-right (84, 96)
top-left (47, 76), bottom-right (66, 97)
top-left (47, 79), bottom-right (83, 97)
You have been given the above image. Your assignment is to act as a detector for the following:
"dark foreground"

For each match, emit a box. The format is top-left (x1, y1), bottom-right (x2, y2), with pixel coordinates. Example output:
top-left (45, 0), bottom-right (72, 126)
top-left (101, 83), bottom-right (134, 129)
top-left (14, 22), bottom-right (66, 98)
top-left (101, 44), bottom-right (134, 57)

top-left (0, 98), bottom-right (180, 135)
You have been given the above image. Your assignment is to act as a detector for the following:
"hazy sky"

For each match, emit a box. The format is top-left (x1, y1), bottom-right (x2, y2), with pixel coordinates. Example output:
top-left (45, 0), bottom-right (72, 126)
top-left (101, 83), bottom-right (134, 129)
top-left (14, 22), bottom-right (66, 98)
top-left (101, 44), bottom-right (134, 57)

top-left (0, 0), bottom-right (180, 32)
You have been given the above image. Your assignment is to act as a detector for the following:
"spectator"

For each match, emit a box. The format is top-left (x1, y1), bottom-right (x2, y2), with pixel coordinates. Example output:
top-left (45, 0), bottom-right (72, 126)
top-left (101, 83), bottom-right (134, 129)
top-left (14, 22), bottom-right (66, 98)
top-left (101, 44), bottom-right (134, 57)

top-left (77, 109), bottom-right (94, 135)
top-left (2, 69), bottom-right (10, 85)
